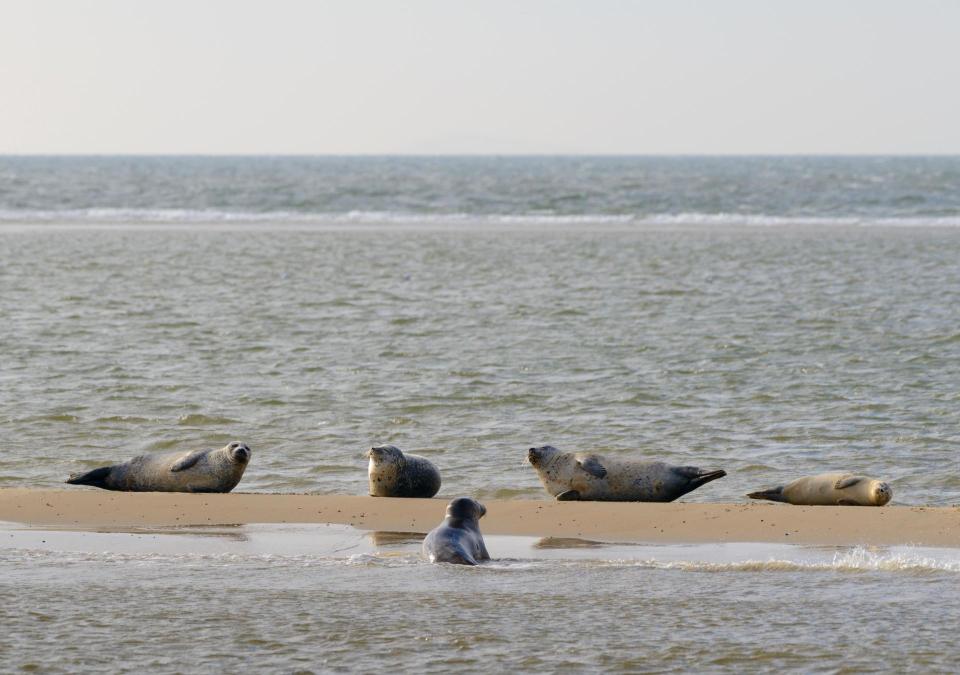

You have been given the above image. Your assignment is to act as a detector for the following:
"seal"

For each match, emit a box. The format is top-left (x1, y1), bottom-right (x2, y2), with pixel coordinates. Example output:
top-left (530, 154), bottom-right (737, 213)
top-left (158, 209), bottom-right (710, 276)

top-left (367, 444), bottom-right (441, 498)
top-left (421, 496), bottom-right (490, 565)
top-left (527, 445), bottom-right (726, 502)
top-left (65, 442), bottom-right (251, 493)
top-left (747, 472), bottom-right (892, 506)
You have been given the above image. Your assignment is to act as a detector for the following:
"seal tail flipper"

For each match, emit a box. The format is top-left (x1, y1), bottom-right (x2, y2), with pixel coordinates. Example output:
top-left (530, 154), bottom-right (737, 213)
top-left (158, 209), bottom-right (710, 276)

top-left (691, 469), bottom-right (726, 488)
top-left (66, 466), bottom-right (112, 489)
top-left (746, 486), bottom-right (787, 502)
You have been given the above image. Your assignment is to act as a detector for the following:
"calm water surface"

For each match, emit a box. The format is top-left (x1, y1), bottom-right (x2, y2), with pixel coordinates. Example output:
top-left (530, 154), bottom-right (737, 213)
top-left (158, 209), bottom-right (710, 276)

top-left (2, 157), bottom-right (960, 672)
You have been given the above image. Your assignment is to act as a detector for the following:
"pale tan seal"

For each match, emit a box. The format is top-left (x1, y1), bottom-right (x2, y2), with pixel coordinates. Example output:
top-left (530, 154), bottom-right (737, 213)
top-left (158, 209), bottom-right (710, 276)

top-left (66, 442), bottom-right (251, 492)
top-left (527, 445), bottom-right (726, 502)
top-left (367, 444), bottom-right (441, 498)
top-left (747, 472), bottom-right (892, 506)
top-left (421, 496), bottom-right (489, 565)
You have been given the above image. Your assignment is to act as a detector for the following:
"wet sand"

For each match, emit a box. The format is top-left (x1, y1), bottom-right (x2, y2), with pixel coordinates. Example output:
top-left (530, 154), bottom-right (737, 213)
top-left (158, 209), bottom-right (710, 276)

top-left (2, 488), bottom-right (958, 546)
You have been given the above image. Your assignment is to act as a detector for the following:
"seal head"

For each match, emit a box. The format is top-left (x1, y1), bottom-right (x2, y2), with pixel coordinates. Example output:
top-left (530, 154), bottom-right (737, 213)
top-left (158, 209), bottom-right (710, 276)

top-left (228, 441), bottom-right (251, 464)
top-left (528, 445), bottom-right (562, 469)
top-left (445, 495), bottom-right (487, 521)
top-left (422, 496), bottom-right (490, 565)
top-left (870, 480), bottom-right (892, 506)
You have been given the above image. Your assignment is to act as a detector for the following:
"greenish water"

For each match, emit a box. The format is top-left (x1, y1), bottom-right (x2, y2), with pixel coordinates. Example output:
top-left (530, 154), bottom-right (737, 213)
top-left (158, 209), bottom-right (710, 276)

top-left (2, 225), bottom-right (959, 504)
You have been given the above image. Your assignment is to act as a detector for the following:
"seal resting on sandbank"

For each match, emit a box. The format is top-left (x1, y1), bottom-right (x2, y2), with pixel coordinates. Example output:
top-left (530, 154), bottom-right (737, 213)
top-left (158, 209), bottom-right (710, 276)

top-left (527, 445), bottom-right (726, 502)
top-left (65, 442), bottom-right (251, 492)
top-left (747, 473), bottom-right (892, 506)
top-left (367, 444), bottom-right (441, 498)
top-left (422, 496), bottom-right (490, 565)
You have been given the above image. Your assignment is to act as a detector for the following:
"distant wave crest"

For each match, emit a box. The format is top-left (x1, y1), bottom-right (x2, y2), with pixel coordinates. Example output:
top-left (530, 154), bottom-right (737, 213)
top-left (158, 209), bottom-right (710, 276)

top-left (1, 208), bottom-right (960, 227)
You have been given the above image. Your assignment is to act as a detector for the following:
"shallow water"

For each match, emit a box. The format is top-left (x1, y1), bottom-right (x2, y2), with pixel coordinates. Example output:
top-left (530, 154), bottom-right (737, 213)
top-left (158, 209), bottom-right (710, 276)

top-left (2, 224), bottom-right (960, 504)
top-left (2, 523), bottom-right (959, 672)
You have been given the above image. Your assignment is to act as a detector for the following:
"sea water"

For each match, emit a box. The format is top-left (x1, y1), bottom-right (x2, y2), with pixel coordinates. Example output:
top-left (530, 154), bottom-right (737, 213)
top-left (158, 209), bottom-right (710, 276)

top-left (1, 156), bottom-right (960, 671)
top-left (2, 523), bottom-right (960, 672)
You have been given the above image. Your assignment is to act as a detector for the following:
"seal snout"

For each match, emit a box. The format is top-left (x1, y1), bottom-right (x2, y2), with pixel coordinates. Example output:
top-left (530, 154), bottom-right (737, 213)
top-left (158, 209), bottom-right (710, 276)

top-left (528, 445), bottom-right (558, 466)
top-left (228, 442), bottom-right (251, 463)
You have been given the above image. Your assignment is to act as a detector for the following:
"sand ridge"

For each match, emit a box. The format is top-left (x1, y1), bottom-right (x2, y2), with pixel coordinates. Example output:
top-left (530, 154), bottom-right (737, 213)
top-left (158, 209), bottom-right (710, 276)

top-left (2, 488), bottom-right (959, 546)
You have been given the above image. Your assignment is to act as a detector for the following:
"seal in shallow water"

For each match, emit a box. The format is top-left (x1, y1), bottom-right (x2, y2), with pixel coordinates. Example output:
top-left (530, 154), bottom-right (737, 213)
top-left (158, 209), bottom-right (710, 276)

top-left (422, 496), bottom-right (490, 565)
top-left (747, 472), bottom-right (892, 506)
top-left (527, 445), bottom-right (726, 502)
top-left (367, 444), bottom-right (441, 498)
top-left (65, 442), bottom-right (251, 492)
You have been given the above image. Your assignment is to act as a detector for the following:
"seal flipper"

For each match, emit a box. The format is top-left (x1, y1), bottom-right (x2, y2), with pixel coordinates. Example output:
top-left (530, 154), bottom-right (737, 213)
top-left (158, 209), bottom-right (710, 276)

top-left (171, 449), bottom-right (209, 472)
top-left (746, 486), bottom-right (786, 502)
top-left (576, 456), bottom-right (607, 479)
top-left (834, 476), bottom-right (862, 490)
top-left (66, 466), bottom-right (113, 489)
top-left (676, 467), bottom-right (727, 489)
top-left (556, 490), bottom-right (581, 501)
top-left (477, 538), bottom-right (491, 561)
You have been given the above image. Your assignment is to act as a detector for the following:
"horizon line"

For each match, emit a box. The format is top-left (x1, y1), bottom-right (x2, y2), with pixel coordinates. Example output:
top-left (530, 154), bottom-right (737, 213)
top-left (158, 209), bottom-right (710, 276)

top-left (2, 152), bottom-right (960, 159)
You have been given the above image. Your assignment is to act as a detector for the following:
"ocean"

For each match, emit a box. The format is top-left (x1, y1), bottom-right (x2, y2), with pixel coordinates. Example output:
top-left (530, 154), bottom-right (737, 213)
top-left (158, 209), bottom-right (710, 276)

top-left (2, 156), bottom-right (960, 671)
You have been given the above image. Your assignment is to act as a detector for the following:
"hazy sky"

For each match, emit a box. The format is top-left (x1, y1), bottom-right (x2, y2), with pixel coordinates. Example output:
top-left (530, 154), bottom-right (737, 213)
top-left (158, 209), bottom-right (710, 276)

top-left (1, 0), bottom-right (958, 154)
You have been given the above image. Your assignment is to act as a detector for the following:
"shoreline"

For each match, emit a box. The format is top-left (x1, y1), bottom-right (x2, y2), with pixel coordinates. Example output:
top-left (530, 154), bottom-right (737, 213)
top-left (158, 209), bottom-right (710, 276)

top-left (2, 488), bottom-right (959, 546)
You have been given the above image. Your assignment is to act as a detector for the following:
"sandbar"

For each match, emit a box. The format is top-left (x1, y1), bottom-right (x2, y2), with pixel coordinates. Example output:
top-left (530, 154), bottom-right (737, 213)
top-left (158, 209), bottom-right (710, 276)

top-left (1, 488), bottom-right (958, 546)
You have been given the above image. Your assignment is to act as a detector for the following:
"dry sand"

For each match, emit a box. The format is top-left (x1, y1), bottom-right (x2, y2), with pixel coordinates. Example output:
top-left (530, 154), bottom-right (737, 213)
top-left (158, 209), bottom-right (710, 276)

top-left (1, 488), bottom-right (958, 546)
top-left (0, 488), bottom-right (960, 546)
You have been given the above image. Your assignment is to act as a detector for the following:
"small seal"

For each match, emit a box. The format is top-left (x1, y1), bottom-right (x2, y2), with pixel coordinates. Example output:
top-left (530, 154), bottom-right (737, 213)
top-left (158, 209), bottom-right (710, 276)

top-left (65, 442), bottom-right (251, 492)
top-left (367, 444), bottom-right (441, 498)
top-left (747, 473), bottom-right (892, 506)
top-left (422, 496), bottom-right (490, 565)
top-left (527, 445), bottom-right (726, 502)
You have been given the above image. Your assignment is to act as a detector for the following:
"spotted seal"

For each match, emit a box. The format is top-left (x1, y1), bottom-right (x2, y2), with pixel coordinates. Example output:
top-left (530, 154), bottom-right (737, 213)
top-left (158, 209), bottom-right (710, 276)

top-left (527, 445), bottom-right (726, 502)
top-left (367, 444), bottom-right (441, 498)
top-left (421, 496), bottom-right (490, 565)
top-left (66, 442), bottom-right (251, 492)
top-left (747, 472), bottom-right (892, 506)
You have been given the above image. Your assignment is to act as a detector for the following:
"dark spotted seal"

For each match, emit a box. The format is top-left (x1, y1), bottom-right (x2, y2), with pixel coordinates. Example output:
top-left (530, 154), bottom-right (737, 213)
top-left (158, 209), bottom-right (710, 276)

top-left (66, 442), bottom-right (251, 492)
top-left (421, 496), bottom-right (490, 565)
top-left (527, 445), bottom-right (726, 502)
top-left (747, 472), bottom-right (892, 506)
top-left (367, 444), bottom-right (441, 498)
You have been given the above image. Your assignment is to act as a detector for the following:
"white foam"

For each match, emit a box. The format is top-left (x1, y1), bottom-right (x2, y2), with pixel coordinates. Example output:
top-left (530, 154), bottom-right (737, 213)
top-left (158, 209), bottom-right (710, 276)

top-left (1, 208), bottom-right (958, 228)
top-left (598, 545), bottom-right (960, 574)
top-left (3, 525), bottom-right (959, 574)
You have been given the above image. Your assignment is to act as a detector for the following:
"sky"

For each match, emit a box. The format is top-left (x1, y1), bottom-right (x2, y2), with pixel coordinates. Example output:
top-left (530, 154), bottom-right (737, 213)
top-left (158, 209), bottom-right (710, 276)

top-left (1, 0), bottom-right (958, 155)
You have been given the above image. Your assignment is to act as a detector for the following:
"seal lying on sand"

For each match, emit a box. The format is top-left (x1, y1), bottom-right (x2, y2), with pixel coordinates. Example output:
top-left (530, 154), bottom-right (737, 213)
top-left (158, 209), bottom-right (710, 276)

top-left (66, 442), bottom-right (251, 492)
top-left (422, 496), bottom-right (490, 565)
top-left (747, 473), bottom-right (892, 506)
top-left (367, 444), bottom-right (441, 498)
top-left (527, 445), bottom-right (726, 502)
